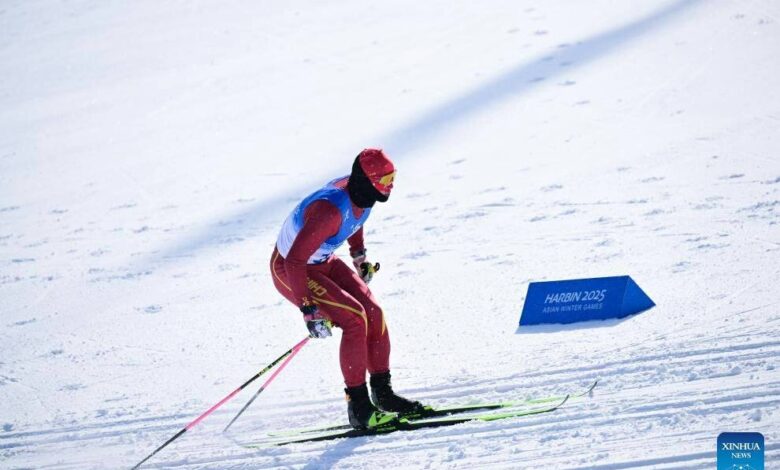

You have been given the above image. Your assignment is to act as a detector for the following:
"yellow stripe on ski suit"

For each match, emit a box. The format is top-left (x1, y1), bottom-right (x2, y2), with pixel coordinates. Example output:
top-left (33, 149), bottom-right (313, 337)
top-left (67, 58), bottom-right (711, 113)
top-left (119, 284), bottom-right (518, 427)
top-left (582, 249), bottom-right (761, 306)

top-left (272, 250), bottom-right (386, 335)
top-left (272, 250), bottom-right (293, 291)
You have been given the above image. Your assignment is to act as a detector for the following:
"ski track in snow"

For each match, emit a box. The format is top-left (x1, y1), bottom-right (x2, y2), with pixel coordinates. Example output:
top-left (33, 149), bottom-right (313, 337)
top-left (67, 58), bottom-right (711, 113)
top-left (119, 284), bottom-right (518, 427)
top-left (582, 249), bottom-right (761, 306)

top-left (2, 330), bottom-right (778, 468)
top-left (2, 0), bottom-right (779, 468)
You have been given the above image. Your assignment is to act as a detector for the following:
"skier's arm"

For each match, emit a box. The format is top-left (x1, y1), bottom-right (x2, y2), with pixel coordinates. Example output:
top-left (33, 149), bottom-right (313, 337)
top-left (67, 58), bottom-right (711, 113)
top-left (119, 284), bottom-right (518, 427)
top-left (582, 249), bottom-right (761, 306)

top-left (284, 200), bottom-right (342, 307)
top-left (347, 226), bottom-right (379, 283)
top-left (347, 226), bottom-right (365, 257)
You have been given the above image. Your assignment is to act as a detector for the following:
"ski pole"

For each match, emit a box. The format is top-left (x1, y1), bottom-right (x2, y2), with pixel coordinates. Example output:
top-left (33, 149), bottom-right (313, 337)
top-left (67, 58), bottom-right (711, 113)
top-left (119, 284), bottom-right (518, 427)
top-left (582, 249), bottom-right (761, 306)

top-left (223, 335), bottom-right (308, 432)
top-left (131, 336), bottom-right (310, 470)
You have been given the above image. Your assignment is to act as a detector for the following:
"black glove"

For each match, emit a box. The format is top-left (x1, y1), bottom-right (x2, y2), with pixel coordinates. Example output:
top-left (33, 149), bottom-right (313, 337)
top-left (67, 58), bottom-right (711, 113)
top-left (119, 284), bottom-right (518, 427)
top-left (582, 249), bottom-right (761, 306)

top-left (300, 304), bottom-right (332, 339)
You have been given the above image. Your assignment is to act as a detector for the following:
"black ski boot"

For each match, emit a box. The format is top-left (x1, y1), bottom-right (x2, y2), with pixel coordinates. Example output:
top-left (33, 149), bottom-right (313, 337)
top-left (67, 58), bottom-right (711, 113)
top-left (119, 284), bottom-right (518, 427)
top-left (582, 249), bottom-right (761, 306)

top-left (370, 372), bottom-right (427, 416)
top-left (345, 384), bottom-right (397, 430)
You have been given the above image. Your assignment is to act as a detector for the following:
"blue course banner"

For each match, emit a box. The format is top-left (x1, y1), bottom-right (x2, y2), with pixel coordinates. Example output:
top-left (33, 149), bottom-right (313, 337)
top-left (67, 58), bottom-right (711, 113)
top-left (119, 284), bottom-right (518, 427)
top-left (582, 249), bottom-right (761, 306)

top-left (519, 276), bottom-right (654, 326)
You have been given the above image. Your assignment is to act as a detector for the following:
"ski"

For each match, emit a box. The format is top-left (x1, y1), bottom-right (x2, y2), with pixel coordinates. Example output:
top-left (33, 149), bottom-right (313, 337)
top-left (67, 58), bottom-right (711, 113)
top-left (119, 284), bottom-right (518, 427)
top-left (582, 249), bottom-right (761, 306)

top-left (266, 379), bottom-right (597, 438)
top-left (401, 379), bottom-right (597, 419)
top-left (247, 394), bottom-right (570, 447)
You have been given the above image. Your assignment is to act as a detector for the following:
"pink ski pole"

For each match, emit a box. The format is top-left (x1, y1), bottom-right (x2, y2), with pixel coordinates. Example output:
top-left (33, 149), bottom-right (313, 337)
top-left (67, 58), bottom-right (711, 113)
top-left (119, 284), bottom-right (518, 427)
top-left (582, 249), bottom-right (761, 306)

top-left (223, 335), bottom-right (309, 432)
top-left (131, 336), bottom-right (310, 469)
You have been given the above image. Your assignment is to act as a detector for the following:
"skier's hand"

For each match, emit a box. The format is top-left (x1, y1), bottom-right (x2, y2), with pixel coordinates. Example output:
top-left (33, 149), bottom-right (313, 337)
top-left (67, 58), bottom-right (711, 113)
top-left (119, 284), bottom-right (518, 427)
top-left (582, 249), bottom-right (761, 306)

top-left (358, 261), bottom-right (380, 283)
top-left (300, 304), bottom-right (332, 339)
top-left (352, 249), bottom-right (380, 284)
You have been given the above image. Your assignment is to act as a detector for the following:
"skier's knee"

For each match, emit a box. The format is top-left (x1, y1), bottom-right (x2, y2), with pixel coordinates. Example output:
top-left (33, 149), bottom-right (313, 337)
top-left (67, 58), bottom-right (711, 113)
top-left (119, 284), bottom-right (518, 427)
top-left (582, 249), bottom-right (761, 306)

top-left (341, 309), bottom-right (368, 335)
top-left (363, 297), bottom-right (381, 313)
top-left (364, 302), bottom-right (384, 322)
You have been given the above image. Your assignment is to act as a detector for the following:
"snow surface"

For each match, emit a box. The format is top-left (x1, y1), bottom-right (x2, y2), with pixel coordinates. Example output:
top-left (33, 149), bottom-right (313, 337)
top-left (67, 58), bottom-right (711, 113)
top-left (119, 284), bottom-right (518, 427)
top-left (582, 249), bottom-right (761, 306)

top-left (1, 0), bottom-right (779, 468)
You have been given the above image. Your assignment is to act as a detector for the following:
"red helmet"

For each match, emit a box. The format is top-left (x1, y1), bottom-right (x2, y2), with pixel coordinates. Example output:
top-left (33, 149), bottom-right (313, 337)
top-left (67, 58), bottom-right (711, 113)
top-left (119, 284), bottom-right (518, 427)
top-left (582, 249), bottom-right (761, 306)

top-left (356, 148), bottom-right (395, 195)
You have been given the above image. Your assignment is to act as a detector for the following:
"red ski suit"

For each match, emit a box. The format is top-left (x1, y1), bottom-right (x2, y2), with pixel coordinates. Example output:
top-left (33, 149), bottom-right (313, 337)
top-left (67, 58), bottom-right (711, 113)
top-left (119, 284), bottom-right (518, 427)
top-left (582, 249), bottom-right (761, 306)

top-left (270, 188), bottom-right (390, 388)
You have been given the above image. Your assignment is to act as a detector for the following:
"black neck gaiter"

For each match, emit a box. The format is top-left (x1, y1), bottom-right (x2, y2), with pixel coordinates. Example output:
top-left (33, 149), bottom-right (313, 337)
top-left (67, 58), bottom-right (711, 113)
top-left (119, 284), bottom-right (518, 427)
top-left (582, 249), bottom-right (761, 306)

top-left (347, 157), bottom-right (389, 208)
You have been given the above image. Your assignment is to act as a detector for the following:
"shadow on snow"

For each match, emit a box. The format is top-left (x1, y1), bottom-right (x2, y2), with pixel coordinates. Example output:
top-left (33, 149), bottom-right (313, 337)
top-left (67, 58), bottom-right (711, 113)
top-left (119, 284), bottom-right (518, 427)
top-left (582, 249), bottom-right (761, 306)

top-left (140, 0), bottom-right (702, 268)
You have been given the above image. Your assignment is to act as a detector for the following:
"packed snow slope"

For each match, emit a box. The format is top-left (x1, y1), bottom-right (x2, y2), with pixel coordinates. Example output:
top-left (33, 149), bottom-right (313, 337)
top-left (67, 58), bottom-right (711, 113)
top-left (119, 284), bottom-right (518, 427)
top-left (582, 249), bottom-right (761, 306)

top-left (1, 0), bottom-right (779, 468)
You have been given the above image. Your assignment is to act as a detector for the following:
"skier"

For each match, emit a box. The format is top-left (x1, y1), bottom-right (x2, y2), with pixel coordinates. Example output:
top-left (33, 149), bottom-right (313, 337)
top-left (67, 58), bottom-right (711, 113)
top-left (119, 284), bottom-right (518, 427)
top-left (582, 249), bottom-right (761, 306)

top-left (270, 148), bottom-right (426, 429)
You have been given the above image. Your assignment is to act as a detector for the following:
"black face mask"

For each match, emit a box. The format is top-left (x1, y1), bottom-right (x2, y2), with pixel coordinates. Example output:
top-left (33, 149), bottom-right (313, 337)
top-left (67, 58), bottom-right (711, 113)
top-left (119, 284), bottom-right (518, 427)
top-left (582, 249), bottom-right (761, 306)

top-left (348, 156), bottom-right (390, 208)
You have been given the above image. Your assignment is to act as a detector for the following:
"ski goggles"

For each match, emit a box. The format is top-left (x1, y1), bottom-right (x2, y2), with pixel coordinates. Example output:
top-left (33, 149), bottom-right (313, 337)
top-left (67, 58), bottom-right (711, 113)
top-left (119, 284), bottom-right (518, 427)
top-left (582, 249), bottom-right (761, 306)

top-left (374, 171), bottom-right (395, 194)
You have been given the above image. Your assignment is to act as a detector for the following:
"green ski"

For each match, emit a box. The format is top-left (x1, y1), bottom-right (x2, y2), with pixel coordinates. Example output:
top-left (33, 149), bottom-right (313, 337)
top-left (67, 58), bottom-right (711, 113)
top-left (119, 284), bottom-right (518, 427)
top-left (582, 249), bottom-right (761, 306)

top-left (266, 379), bottom-right (597, 438)
top-left (246, 394), bottom-right (570, 447)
